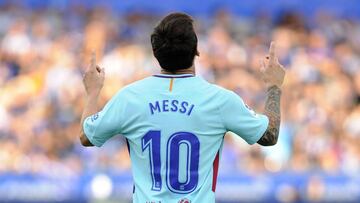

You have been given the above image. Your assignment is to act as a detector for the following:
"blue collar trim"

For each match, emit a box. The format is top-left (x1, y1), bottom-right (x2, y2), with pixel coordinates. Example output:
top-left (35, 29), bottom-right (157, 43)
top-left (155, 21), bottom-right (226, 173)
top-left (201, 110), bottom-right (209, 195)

top-left (153, 73), bottom-right (195, 78)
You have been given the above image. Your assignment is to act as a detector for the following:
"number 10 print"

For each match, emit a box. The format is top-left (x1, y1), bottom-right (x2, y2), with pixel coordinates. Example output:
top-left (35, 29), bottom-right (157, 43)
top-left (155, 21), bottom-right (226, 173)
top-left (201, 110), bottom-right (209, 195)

top-left (141, 130), bottom-right (200, 194)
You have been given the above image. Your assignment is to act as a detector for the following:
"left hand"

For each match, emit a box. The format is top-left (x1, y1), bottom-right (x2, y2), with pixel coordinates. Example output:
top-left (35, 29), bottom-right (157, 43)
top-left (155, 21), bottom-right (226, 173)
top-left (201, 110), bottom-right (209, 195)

top-left (260, 42), bottom-right (286, 88)
top-left (83, 52), bottom-right (105, 97)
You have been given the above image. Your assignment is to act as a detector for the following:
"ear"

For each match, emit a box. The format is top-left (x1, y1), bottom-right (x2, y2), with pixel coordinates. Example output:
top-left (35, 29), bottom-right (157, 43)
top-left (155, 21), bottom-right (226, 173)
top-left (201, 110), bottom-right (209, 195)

top-left (196, 50), bottom-right (200, 56)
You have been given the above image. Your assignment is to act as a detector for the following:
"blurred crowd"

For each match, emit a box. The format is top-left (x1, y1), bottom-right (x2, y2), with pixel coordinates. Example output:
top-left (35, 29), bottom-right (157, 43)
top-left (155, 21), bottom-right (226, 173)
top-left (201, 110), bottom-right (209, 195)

top-left (1, 4), bottom-right (360, 178)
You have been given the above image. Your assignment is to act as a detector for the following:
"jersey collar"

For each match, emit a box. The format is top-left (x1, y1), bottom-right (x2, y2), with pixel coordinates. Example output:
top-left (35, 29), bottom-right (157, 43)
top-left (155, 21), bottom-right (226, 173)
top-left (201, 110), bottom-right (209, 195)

top-left (153, 73), bottom-right (195, 78)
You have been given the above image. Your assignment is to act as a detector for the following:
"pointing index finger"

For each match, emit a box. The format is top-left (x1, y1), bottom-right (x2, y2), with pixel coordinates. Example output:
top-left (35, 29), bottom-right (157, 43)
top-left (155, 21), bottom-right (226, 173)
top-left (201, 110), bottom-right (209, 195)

top-left (90, 51), bottom-right (96, 69)
top-left (269, 41), bottom-right (276, 63)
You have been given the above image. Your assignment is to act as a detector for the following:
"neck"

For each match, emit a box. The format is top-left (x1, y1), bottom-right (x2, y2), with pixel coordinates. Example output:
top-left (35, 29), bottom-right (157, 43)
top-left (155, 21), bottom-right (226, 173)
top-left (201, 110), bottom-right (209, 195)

top-left (161, 65), bottom-right (195, 75)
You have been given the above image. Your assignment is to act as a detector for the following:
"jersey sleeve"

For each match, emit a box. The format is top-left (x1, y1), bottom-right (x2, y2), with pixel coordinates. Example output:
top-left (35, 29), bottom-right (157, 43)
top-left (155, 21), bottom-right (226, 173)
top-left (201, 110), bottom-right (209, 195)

top-left (83, 91), bottom-right (127, 147)
top-left (219, 90), bottom-right (269, 145)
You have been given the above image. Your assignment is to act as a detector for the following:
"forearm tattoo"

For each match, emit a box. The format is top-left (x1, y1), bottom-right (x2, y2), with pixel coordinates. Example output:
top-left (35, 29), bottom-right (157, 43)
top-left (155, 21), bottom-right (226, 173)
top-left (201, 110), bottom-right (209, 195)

top-left (257, 86), bottom-right (281, 146)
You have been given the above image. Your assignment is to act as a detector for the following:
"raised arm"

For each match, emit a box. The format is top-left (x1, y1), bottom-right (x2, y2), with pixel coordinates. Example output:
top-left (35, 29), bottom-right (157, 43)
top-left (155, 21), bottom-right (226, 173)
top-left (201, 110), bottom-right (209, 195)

top-left (257, 42), bottom-right (285, 146)
top-left (80, 52), bottom-right (105, 146)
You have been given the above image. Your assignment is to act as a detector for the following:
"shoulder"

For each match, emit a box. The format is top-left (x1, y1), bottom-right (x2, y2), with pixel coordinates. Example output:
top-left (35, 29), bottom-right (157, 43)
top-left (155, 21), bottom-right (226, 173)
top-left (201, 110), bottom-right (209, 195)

top-left (115, 76), bottom-right (154, 96)
top-left (206, 82), bottom-right (239, 100)
top-left (196, 77), bottom-right (243, 105)
top-left (209, 84), bottom-right (245, 107)
top-left (195, 77), bottom-right (228, 94)
top-left (126, 76), bottom-right (154, 89)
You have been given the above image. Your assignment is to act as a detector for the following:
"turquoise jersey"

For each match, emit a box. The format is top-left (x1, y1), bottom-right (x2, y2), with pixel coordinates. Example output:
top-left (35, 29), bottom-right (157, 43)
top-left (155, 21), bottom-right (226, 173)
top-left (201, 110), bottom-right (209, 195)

top-left (83, 73), bottom-right (269, 203)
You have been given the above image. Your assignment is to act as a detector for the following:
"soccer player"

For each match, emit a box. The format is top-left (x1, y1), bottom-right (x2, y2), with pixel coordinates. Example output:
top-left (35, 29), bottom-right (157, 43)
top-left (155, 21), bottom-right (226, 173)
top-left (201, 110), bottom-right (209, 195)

top-left (80, 13), bottom-right (285, 203)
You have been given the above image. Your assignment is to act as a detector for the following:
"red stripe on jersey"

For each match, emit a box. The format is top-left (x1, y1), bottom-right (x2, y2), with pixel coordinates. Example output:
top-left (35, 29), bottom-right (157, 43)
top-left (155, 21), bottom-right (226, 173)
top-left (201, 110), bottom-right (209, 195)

top-left (212, 151), bottom-right (220, 192)
top-left (169, 78), bottom-right (174, 92)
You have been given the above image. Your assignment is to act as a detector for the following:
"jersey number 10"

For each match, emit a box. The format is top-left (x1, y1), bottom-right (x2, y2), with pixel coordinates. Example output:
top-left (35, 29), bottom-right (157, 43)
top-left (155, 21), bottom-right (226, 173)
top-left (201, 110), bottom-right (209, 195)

top-left (142, 130), bottom-right (200, 194)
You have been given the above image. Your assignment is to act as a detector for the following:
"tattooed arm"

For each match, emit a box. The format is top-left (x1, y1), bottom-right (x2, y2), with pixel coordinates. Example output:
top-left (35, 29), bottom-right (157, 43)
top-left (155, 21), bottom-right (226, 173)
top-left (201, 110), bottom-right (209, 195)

top-left (257, 86), bottom-right (281, 146)
top-left (257, 42), bottom-right (285, 146)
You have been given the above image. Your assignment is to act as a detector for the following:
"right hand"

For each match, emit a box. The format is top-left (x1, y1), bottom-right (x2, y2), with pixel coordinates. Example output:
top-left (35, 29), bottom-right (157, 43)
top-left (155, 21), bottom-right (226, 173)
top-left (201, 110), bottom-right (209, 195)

top-left (83, 52), bottom-right (105, 98)
top-left (260, 42), bottom-right (286, 88)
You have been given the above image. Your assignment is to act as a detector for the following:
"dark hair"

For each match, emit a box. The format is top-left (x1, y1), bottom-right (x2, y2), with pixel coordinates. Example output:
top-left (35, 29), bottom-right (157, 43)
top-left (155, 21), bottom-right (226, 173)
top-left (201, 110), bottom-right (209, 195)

top-left (151, 12), bottom-right (198, 71)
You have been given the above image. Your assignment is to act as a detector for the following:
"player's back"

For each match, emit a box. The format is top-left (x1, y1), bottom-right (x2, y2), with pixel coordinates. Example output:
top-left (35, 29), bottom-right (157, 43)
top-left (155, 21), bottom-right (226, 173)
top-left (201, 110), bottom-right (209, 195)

top-left (124, 74), bottom-right (226, 203)
top-left (84, 73), bottom-right (268, 203)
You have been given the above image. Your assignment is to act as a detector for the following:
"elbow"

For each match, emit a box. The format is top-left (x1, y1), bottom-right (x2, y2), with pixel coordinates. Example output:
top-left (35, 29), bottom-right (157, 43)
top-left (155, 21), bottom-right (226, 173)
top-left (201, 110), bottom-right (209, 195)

top-left (80, 132), bottom-right (93, 147)
top-left (259, 139), bottom-right (278, 146)
top-left (265, 132), bottom-right (279, 146)
top-left (267, 137), bottom-right (278, 146)
top-left (257, 131), bottom-right (279, 146)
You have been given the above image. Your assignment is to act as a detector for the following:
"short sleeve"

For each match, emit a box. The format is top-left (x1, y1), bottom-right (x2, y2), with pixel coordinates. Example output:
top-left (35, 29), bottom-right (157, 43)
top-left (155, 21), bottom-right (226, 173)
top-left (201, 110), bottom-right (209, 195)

top-left (219, 91), bottom-right (269, 145)
top-left (83, 91), bottom-right (126, 147)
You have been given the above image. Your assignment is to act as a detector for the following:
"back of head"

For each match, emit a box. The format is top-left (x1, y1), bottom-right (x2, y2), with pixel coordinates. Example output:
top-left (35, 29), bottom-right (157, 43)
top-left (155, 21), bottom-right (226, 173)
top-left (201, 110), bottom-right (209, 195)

top-left (151, 12), bottom-right (198, 72)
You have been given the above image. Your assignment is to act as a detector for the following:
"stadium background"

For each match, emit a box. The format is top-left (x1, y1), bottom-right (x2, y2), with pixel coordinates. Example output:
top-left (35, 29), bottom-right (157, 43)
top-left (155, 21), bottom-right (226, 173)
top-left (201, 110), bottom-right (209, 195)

top-left (1, 0), bottom-right (360, 202)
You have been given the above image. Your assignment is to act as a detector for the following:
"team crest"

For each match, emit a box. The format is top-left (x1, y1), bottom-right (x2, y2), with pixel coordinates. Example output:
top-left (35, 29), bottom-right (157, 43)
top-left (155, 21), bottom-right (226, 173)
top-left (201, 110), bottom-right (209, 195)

top-left (178, 198), bottom-right (191, 203)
